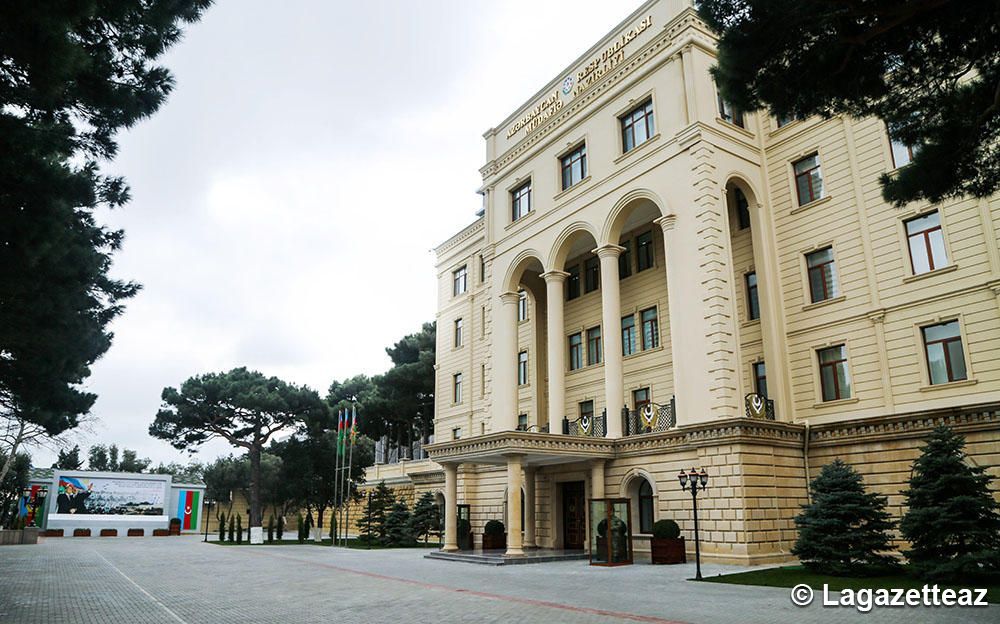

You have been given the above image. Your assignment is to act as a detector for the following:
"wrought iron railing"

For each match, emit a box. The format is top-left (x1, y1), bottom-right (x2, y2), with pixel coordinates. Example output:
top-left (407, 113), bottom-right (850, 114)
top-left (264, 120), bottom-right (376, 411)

top-left (516, 424), bottom-right (550, 433)
top-left (744, 393), bottom-right (775, 420)
top-left (562, 410), bottom-right (607, 437)
top-left (623, 397), bottom-right (676, 436)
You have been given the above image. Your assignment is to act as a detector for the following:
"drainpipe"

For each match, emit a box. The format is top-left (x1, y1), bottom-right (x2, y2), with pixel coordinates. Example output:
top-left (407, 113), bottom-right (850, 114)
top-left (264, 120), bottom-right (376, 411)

top-left (802, 421), bottom-right (812, 505)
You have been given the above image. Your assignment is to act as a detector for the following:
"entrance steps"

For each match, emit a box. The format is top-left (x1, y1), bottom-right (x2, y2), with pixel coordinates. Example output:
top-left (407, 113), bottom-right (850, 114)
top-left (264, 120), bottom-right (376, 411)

top-left (425, 548), bottom-right (588, 566)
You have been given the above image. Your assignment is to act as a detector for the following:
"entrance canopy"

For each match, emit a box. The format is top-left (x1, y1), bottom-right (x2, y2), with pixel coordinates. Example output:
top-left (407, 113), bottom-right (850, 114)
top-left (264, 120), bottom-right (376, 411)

top-left (425, 431), bottom-right (614, 467)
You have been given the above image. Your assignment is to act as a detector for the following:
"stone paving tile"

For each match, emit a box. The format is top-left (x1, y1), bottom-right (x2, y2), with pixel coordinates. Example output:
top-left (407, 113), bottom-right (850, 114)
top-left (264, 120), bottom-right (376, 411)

top-left (0, 536), bottom-right (996, 624)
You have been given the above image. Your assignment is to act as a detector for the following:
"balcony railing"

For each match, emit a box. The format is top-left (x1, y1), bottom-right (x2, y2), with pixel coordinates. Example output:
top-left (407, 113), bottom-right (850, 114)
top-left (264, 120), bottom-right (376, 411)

top-left (744, 393), bottom-right (775, 420)
top-left (623, 397), bottom-right (677, 436)
top-left (562, 410), bottom-right (607, 437)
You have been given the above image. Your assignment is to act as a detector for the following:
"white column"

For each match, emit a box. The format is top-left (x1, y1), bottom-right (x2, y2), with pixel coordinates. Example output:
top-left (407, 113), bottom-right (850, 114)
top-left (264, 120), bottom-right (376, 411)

top-left (493, 291), bottom-right (520, 431)
top-left (442, 463), bottom-right (458, 552)
top-left (505, 455), bottom-right (524, 556)
top-left (542, 271), bottom-right (568, 433)
top-left (523, 466), bottom-right (536, 548)
top-left (590, 460), bottom-right (606, 499)
top-left (595, 245), bottom-right (624, 438)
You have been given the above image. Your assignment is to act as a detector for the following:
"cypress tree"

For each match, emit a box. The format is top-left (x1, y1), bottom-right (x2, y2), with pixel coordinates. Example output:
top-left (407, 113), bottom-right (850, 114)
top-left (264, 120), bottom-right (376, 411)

top-left (277, 515), bottom-right (284, 541)
top-left (228, 515), bottom-right (235, 543)
top-left (235, 514), bottom-right (243, 544)
top-left (296, 513), bottom-right (305, 543)
top-left (218, 512), bottom-right (226, 542)
top-left (267, 515), bottom-right (275, 543)
top-left (792, 459), bottom-right (897, 576)
top-left (901, 426), bottom-right (1000, 581)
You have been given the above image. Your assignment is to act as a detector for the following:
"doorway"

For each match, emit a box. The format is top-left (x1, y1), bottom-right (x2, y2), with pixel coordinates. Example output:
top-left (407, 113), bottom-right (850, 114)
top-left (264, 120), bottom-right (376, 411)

top-left (561, 481), bottom-right (585, 550)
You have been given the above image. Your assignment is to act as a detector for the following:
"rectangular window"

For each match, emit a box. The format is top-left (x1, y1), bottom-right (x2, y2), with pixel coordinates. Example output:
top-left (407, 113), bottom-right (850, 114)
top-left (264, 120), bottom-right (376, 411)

top-left (640, 307), bottom-right (659, 350)
top-left (622, 315), bottom-right (637, 356)
top-left (518, 351), bottom-right (528, 385)
top-left (560, 144), bottom-right (587, 190)
top-left (479, 255), bottom-right (486, 282)
top-left (584, 256), bottom-right (600, 293)
top-left (793, 154), bottom-right (824, 205)
top-left (454, 318), bottom-right (463, 347)
top-left (905, 211), bottom-right (947, 275)
top-left (889, 132), bottom-right (919, 168)
top-left (579, 400), bottom-right (594, 422)
top-left (632, 387), bottom-right (650, 411)
top-left (517, 414), bottom-right (528, 430)
top-left (621, 99), bottom-right (655, 153)
top-left (618, 240), bottom-right (632, 279)
top-left (586, 326), bottom-right (602, 366)
top-left (566, 264), bottom-right (581, 300)
top-left (746, 272), bottom-right (760, 320)
top-left (453, 266), bottom-right (467, 296)
top-left (776, 114), bottom-right (796, 128)
top-left (753, 361), bottom-right (767, 397)
top-left (481, 363), bottom-right (486, 396)
top-left (568, 333), bottom-right (583, 371)
top-left (511, 181), bottom-right (532, 221)
top-left (636, 231), bottom-right (654, 272)
top-left (923, 321), bottom-right (967, 385)
top-left (452, 427), bottom-right (461, 440)
top-left (518, 290), bottom-right (528, 321)
top-left (481, 306), bottom-right (487, 337)
top-left (717, 92), bottom-right (744, 128)
top-left (806, 247), bottom-right (838, 303)
top-left (453, 373), bottom-right (463, 404)
top-left (818, 345), bottom-right (851, 402)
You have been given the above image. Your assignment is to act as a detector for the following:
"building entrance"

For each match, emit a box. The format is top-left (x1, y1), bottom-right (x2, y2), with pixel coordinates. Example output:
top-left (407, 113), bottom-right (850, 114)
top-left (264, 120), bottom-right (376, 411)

top-left (561, 481), bottom-right (586, 550)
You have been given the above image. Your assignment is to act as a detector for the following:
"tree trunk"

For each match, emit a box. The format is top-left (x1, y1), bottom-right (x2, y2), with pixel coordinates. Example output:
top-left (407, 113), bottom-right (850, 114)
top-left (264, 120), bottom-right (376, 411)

top-left (0, 419), bottom-right (25, 486)
top-left (248, 445), bottom-right (262, 528)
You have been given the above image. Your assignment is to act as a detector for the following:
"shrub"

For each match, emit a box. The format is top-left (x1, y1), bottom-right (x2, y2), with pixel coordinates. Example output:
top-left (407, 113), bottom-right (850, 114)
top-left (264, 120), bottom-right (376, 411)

top-left (901, 426), bottom-right (1000, 581)
top-left (652, 519), bottom-right (681, 540)
top-left (218, 512), bottom-right (226, 542)
top-left (792, 459), bottom-right (897, 576)
top-left (228, 515), bottom-right (235, 543)
top-left (236, 514), bottom-right (243, 544)
top-left (277, 515), bottom-right (284, 541)
top-left (267, 515), bottom-right (274, 543)
top-left (484, 519), bottom-right (505, 536)
top-left (296, 513), bottom-right (305, 543)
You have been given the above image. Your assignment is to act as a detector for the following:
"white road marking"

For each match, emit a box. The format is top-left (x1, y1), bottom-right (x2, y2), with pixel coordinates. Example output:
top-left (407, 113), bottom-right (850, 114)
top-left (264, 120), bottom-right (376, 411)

top-left (94, 550), bottom-right (189, 624)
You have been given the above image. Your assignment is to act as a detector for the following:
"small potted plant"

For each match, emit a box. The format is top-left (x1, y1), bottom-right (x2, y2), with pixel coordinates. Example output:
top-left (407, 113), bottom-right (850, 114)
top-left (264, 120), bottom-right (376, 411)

top-left (169, 517), bottom-right (182, 535)
top-left (482, 519), bottom-right (506, 550)
top-left (650, 519), bottom-right (686, 564)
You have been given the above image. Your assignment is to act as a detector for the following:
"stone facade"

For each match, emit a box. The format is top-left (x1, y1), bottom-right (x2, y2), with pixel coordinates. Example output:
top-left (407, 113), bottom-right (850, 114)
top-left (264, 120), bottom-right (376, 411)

top-left (407, 0), bottom-right (1000, 564)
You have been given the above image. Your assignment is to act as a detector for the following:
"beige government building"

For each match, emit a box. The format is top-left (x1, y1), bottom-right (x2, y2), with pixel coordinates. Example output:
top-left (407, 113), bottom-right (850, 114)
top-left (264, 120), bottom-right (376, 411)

top-left (367, 0), bottom-right (1000, 564)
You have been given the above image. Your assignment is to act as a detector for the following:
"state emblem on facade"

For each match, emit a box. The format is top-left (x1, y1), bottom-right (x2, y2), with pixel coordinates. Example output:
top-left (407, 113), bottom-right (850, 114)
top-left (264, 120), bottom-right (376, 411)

top-left (562, 75), bottom-right (574, 95)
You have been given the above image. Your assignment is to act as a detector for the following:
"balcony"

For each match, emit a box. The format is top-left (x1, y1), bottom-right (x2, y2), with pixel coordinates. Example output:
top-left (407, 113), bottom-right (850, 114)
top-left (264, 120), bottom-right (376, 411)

top-left (622, 397), bottom-right (677, 436)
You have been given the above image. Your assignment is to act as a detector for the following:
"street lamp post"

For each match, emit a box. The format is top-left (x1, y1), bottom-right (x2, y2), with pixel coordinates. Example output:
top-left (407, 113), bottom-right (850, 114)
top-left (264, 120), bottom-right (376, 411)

top-left (203, 499), bottom-right (214, 542)
top-left (678, 467), bottom-right (709, 580)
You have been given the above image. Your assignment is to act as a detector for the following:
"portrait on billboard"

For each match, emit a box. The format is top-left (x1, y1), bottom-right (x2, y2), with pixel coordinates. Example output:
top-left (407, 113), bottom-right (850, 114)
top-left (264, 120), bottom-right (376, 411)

top-left (55, 476), bottom-right (165, 516)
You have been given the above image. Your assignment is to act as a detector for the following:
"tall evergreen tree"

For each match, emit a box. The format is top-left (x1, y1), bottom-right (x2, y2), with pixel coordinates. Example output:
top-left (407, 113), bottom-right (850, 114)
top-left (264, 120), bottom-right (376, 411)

top-left (793, 459), bottom-right (898, 576)
top-left (52, 445), bottom-right (83, 470)
top-left (0, 0), bottom-right (213, 486)
top-left (699, 0), bottom-right (1000, 206)
top-left (384, 499), bottom-right (414, 547)
top-left (408, 491), bottom-right (441, 544)
top-left (901, 426), bottom-right (1000, 581)
top-left (356, 482), bottom-right (394, 546)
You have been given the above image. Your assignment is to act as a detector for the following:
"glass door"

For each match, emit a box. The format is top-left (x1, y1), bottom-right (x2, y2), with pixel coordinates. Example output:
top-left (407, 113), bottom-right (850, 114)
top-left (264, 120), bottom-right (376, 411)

top-left (588, 498), bottom-right (633, 566)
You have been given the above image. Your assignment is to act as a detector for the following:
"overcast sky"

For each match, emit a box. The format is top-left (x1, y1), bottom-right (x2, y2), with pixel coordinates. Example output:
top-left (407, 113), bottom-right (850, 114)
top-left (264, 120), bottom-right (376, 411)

top-left (38, 1), bottom-right (640, 467)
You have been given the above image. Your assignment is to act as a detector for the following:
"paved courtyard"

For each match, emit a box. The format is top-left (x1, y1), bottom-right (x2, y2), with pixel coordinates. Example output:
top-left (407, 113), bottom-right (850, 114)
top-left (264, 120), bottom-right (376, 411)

top-left (0, 536), bottom-right (995, 623)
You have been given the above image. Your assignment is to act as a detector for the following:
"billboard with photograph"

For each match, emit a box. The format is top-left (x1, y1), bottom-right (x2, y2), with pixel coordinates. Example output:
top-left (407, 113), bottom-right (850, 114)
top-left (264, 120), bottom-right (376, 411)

top-left (55, 476), bottom-right (166, 516)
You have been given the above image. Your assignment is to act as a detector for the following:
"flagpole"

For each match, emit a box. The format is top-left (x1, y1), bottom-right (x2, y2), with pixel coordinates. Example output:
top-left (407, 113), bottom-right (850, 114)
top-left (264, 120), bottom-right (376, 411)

top-left (338, 406), bottom-right (349, 546)
top-left (343, 403), bottom-right (358, 549)
top-left (331, 408), bottom-right (342, 545)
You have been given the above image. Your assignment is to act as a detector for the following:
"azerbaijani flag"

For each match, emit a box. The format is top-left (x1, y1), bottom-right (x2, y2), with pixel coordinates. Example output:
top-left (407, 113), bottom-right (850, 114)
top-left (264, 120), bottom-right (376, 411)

top-left (176, 490), bottom-right (201, 531)
top-left (350, 406), bottom-right (358, 443)
top-left (337, 409), bottom-right (345, 454)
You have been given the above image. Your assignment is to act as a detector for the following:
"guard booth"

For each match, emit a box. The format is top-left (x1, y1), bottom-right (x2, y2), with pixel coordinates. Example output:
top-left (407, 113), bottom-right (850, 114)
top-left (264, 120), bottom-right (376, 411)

top-left (589, 498), bottom-right (633, 566)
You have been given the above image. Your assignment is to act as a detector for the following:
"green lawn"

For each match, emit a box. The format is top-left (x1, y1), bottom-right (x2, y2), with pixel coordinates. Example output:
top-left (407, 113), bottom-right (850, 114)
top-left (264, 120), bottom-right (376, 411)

top-left (209, 537), bottom-right (439, 550)
top-left (700, 565), bottom-right (1000, 603)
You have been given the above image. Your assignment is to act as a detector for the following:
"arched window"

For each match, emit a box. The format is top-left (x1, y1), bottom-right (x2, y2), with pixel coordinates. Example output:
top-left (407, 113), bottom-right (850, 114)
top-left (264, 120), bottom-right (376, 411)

top-left (638, 479), bottom-right (654, 534)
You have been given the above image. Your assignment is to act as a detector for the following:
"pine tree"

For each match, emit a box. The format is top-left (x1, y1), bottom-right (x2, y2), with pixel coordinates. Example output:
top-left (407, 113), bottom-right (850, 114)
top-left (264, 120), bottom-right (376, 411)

top-left (296, 513), bottom-right (305, 543)
top-left (901, 426), bottom-right (1000, 581)
top-left (228, 515), bottom-right (235, 543)
top-left (235, 513), bottom-right (243, 544)
top-left (408, 492), bottom-right (441, 544)
top-left (218, 512), bottom-right (226, 542)
top-left (384, 499), bottom-right (414, 547)
top-left (792, 459), bottom-right (897, 576)
top-left (356, 482), bottom-right (394, 546)
top-left (267, 515), bottom-right (274, 543)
